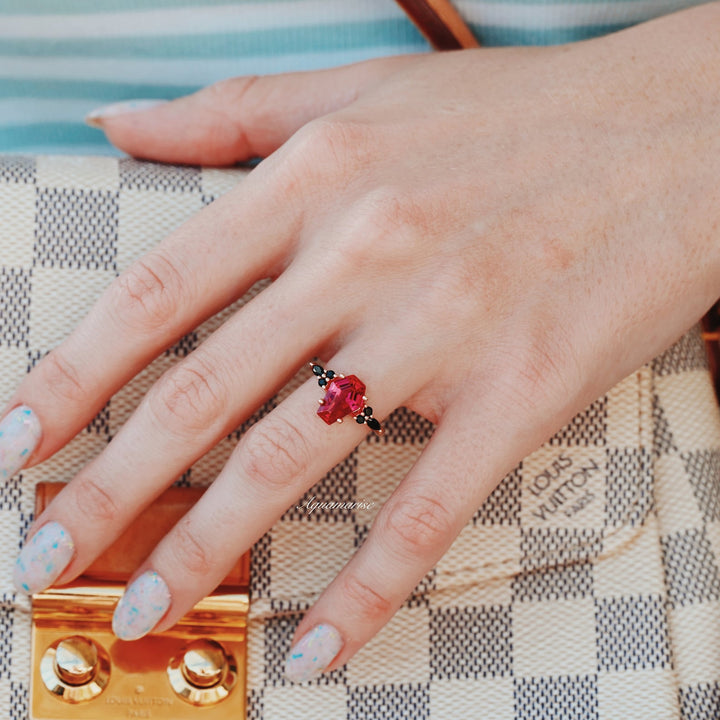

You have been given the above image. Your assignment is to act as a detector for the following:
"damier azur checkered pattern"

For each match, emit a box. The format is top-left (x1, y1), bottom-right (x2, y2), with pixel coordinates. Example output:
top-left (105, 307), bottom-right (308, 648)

top-left (0, 154), bottom-right (719, 719)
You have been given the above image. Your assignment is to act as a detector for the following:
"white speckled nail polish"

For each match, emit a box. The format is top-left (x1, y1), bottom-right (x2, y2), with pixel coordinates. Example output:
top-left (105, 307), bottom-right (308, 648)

top-left (284, 624), bottom-right (344, 683)
top-left (13, 521), bottom-right (75, 595)
top-left (112, 570), bottom-right (171, 641)
top-left (85, 99), bottom-right (167, 127)
top-left (0, 405), bottom-right (42, 480)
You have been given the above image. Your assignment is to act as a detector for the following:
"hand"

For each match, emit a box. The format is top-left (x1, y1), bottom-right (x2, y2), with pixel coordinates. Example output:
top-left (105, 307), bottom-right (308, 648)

top-left (5, 1), bottom-right (720, 682)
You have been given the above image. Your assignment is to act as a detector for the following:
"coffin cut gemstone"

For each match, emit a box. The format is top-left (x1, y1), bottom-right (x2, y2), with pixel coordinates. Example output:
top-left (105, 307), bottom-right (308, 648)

top-left (317, 375), bottom-right (366, 425)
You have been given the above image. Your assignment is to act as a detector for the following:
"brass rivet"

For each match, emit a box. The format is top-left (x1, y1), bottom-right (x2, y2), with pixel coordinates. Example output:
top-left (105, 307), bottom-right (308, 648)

top-left (54, 636), bottom-right (98, 686)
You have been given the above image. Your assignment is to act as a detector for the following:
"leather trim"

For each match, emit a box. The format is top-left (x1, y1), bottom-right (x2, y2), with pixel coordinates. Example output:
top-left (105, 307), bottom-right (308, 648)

top-left (395, 0), bottom-right (480, 49)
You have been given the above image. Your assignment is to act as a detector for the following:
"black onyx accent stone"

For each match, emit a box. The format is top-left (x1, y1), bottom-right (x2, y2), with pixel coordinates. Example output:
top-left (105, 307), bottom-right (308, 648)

top-left (326, 370), bottom-right (335, 379)
top-left (318, 378), bottom-right (327, 387)
top-left (364, 407), bottom-right (373, 416)
top-left (356, 415), bottom-right (366, 424)
top-left (367, 417), bottom-right (381, 431)
top-left (312, 365), bottom-right (324, 376)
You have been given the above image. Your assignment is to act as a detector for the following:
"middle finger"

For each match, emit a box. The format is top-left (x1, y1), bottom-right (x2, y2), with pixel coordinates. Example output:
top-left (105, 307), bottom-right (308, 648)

top-left (117, 332), bottom-right (428, 640)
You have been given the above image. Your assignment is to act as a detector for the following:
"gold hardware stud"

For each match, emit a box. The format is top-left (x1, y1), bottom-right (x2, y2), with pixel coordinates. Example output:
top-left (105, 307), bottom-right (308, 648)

top-left (55, 636), bottom-right (98, 685)
top-left (40, 635), bottom-right (110, 703)
top-left (168, 639), bottom-right (237, 706)
top-left (182, 640), bottom-right (226, 688)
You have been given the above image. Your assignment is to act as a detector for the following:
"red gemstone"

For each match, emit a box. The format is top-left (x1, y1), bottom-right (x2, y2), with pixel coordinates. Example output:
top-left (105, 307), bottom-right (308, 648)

top-left (317, 375), bottom-right (366, 425)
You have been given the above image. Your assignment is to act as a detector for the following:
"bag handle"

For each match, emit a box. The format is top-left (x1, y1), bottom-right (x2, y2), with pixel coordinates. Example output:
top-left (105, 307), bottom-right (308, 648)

top-left (395, 0), bottom-right (480, 49)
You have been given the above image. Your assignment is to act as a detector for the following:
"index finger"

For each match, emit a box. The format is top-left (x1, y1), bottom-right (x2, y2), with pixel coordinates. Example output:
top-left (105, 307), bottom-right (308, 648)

top-left (0, 159), bottom-right (295, 475)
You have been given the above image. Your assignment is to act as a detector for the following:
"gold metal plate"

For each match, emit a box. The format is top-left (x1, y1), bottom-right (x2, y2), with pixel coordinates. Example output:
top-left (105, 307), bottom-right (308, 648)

top-left (31, 580), bottom-right (248, 719)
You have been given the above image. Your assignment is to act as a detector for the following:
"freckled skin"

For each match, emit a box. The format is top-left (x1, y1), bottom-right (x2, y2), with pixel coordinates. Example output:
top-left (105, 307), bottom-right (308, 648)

top-left (541, 234), bottom-right (576, 273)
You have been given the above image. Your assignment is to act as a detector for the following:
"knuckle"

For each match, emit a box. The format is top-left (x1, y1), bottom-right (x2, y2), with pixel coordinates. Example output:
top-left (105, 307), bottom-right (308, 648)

top-left (323, 187), bottom-right (423, 280)
top-left (340, 571), bottom-right (393, 621)
top-left (149, 354), bottom-right (229, 437)
top-left (200, 76), bottom-right (262, 158)
top-left (354, 190), bottom-right (408, 247)
top-left (284, 117), bottom-right (372, 186)
top-left (516, 346), bottom-right (560, 404)
top-left (360, 188), bottom-right (420, 236)
top-left (111, 250), bottom-right (186, 333)
top-left (507, 318), bottom-right (581, 414)
top-left (40, 350), bottom-right (86, 404)
top-left (206, 75), bottom-right (262, 112)
top-left (239, 415), bottom-right (312, 490)
top-left (171, 517), bottom-right (212, 577)
top-left (381, 494), bottom-right (454, 558)
top-left (73, 475), bottom-right (120, 524)
top-left (330, 188), bottom-right (426, 277)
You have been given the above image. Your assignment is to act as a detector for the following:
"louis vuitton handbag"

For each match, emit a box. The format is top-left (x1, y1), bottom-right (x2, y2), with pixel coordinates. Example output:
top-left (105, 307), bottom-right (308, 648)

top-left (0, 154), bottom-right (719, 719)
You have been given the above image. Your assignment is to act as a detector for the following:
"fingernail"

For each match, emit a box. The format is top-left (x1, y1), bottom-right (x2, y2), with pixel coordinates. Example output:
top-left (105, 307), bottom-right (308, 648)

top-left (85, 99), bottom-right (167, 128)
top-left (284, 623), bottom-right (344, 683)
top-left (13, 521), bottom-right (75, 595)
top-left (0, 405), bottom-right (42, 480)
top-left (112, 570), bottom-right (171, 641)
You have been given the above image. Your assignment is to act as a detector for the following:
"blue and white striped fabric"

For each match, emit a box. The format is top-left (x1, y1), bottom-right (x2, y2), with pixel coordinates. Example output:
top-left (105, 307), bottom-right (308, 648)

top-left (0, 0), bottom-right (710, 155)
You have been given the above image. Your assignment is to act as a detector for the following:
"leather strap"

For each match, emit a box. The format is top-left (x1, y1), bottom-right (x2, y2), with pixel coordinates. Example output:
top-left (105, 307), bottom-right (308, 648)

top-left (395, 0), bottom-right (480, 49)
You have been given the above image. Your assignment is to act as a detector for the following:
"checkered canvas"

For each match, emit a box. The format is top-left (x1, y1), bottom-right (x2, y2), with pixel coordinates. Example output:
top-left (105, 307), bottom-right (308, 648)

top-left (0, 154), bottom-right (718, 719)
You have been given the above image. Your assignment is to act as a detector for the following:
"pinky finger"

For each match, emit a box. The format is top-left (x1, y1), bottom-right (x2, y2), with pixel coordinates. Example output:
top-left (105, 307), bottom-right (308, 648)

top-left (283, 392), bottom-right (524, 683)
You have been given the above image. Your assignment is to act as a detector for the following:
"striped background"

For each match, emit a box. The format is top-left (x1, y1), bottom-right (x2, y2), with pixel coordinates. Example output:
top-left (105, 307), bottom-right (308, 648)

top-left (0, 0), bottom-right (710, 155)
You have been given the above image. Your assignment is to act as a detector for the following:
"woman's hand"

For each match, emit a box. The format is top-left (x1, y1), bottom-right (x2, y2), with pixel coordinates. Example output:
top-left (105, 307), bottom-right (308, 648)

top-left (6, 1), bottom-right (720, 681)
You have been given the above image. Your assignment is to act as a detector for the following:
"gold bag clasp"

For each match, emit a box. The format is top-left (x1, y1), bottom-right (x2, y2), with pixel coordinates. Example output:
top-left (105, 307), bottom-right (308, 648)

top-left (30, 482), bottom-right (249, 720)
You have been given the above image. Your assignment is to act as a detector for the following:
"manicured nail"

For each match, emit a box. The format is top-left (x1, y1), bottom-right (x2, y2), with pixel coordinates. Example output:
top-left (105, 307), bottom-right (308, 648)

top-left (112, 570), bottom-right (171, 641)
top-left (85, 99), bottom-right (167, 128)
top-left (284, 623), bottom-right (344, 683)
top-left (13, 521), bottom-right (75, 595)
top-left (0, 405), bottom-right (42, 480)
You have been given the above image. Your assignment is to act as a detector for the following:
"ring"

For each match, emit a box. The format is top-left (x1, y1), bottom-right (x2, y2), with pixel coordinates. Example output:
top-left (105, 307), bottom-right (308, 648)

top-left (309, 362), bottom-right (385, 437)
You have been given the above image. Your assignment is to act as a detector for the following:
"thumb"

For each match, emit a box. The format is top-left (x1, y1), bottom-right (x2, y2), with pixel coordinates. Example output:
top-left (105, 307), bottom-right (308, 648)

top-left (85, 56), bottom-right (415, 166)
